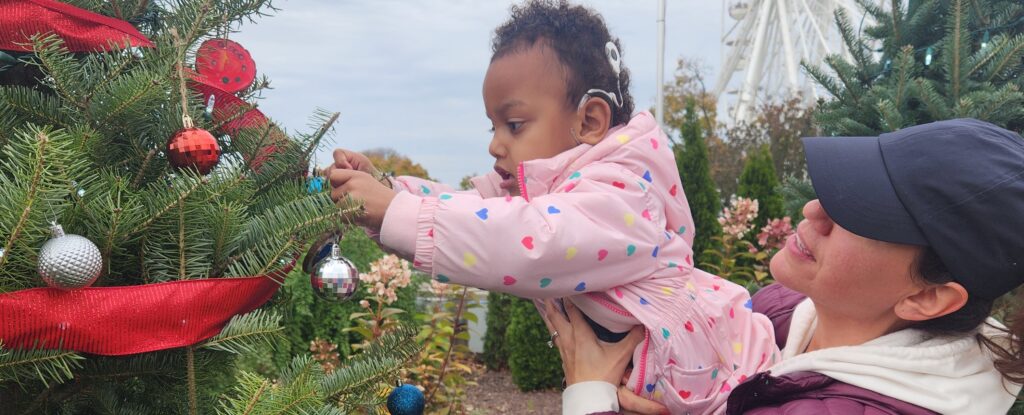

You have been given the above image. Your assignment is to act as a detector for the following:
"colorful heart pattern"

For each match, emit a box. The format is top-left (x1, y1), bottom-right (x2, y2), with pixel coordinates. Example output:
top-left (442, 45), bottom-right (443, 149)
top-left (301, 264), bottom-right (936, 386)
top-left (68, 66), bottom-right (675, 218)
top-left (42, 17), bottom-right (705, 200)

top-left (521, 236), bottom-right (534, 250)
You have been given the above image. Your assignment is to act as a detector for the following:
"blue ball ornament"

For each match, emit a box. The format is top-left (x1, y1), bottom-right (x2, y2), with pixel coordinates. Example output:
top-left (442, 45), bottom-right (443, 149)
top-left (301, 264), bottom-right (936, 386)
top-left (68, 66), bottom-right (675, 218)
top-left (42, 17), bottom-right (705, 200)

top-left (386, 384), bottom-right (424, 415)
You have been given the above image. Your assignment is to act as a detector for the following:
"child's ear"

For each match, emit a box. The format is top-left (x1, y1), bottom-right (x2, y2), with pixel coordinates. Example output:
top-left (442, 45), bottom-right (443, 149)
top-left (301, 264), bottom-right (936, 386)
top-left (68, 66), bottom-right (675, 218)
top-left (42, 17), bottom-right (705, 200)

top-left (576, 97), bottom-right (612, 145)
top-left (895, 281), bottom-right (969, 322)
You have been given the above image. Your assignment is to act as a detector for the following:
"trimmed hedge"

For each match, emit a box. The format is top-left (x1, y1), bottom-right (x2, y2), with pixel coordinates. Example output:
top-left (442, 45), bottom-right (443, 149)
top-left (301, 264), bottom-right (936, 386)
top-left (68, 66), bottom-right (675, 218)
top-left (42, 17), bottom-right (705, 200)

top-left (482, 292), bottom-right (514, 370)
top-left (506, 296), bottom-right (563, 391)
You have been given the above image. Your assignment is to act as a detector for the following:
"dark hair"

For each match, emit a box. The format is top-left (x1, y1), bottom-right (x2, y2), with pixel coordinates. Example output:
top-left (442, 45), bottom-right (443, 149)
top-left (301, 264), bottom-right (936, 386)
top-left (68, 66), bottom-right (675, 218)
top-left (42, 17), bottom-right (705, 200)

top-left (912, 248), bottom-right (1024, 384)
top-left (491, 0), bottom-right (635, 126)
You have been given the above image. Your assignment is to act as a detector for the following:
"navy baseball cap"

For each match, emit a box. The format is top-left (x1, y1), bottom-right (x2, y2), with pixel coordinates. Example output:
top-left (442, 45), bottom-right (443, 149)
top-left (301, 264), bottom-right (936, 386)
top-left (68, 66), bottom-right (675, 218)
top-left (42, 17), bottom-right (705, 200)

top-left (803, 119), bottom-right (1024, 301)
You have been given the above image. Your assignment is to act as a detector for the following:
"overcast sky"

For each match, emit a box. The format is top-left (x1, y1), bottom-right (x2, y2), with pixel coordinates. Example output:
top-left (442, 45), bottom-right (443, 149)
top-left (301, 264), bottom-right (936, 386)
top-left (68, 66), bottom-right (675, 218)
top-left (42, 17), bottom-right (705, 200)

top-left (233, 0), bottom-right (725, 185)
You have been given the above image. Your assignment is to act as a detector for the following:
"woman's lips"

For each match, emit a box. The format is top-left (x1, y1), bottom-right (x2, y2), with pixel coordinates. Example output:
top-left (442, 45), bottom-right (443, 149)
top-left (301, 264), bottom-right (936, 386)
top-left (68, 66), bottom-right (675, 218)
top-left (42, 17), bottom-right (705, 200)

top-left (786, 233), bottom-right (815, 262)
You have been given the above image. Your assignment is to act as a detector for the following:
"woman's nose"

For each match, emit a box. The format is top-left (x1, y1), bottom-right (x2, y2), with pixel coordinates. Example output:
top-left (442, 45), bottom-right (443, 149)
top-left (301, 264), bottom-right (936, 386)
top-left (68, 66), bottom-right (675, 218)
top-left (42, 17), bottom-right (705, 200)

top-left (803, 199), bottom-right (834, 235)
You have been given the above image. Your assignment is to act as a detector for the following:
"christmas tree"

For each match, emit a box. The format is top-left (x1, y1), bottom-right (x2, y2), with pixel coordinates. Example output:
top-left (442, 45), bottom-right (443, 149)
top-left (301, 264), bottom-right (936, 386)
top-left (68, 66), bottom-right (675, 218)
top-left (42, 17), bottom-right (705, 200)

top-left (0, 0), bottom-right (419, 413)
top-left (805, 0), bottom-right (1024, 135)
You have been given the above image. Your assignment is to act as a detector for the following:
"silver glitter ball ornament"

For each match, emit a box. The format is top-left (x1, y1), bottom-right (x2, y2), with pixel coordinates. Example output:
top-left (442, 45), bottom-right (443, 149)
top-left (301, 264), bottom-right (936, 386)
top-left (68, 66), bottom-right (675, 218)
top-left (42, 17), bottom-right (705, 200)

top-left (38, 223), bottom-right (102, 290)
top-left (310, 243), bottom-right (359, 301)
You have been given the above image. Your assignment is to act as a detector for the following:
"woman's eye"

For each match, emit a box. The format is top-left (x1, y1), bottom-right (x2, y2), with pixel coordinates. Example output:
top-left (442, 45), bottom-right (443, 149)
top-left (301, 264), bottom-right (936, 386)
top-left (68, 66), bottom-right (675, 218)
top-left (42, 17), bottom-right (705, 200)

top-left (488, 126), bottom-right (495, 133)
top-left (508, 121), bottom-right (523, 132)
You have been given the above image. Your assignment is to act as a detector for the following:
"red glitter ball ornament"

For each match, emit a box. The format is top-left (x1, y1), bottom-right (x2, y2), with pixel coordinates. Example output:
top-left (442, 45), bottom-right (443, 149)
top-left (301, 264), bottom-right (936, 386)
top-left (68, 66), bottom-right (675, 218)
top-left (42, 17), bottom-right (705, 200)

top-left (167, 127), bottom-right (220, 174)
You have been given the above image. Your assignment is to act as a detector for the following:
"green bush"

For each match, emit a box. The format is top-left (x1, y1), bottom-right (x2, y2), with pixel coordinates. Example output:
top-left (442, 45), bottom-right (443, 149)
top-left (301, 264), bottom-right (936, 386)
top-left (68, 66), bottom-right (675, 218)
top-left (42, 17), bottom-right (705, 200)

top-left (506, 297), bottom-right (563, 391)
top-left (738, 145), bottom-right (785, 233)
top-left (266, 230), bottom-right (417, 371)
top-left (482, 291), bottom-right (515, 370)
top-left (674, 98), bottom-right (722, 266)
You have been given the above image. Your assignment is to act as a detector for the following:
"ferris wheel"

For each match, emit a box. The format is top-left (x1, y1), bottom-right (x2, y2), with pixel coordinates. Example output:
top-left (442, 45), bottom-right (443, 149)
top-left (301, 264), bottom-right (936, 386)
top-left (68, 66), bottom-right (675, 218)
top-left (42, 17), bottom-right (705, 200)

top-left (715, 0), bottom-right (880, 122)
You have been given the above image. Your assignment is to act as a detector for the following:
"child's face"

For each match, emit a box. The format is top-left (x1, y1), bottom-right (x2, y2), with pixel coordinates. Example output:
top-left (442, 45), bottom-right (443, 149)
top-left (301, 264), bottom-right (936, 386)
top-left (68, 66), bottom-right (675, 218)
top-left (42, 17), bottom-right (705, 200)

top-left (483, 42), bottom-right (579, 195)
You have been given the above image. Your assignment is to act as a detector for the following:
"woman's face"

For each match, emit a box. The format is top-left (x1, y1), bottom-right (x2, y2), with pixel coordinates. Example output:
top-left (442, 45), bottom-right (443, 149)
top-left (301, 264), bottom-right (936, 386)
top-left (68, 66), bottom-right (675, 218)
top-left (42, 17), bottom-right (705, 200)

top-left (770, 199), bottom-right (925, 320)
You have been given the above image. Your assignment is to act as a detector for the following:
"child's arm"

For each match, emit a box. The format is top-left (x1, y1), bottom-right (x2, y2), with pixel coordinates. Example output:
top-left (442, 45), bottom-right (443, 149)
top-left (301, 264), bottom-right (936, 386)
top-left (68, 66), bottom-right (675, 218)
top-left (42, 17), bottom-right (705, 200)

top-left (388, 175), bottom-right (462, 198)
top-left (379, 166), bottom-right (669, 298)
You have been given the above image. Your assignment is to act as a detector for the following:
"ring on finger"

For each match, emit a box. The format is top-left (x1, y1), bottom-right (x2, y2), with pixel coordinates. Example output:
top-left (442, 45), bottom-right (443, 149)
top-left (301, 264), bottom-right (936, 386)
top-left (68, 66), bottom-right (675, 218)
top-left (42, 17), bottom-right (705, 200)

top-left (547, 330), bottom-right (559, 348)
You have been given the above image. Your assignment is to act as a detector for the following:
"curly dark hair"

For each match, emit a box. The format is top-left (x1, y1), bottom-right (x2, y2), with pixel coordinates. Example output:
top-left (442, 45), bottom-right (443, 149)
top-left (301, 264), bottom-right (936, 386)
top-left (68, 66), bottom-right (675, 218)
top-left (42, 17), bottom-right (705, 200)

top-left (491, 0), bottom-right (635, 126)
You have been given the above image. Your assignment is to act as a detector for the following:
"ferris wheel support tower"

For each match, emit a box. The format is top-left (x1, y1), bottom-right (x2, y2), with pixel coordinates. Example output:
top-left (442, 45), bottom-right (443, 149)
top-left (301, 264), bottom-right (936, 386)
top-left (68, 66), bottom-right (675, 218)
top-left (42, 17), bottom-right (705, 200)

top-left (716, 0), bottom-right (877, 122)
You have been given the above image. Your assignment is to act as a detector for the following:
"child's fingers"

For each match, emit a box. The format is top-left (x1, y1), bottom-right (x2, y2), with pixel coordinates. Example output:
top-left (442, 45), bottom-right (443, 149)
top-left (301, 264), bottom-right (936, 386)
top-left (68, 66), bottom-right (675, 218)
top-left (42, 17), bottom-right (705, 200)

top-left (333, 149), bottom-right (353, 170)
top-left (618, 386), bottom-right (669, 415)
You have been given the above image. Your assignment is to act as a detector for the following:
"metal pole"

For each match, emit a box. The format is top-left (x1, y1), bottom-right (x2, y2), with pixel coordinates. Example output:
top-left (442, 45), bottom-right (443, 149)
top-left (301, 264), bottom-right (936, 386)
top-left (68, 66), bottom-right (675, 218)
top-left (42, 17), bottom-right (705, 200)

top-left (656, 0), bottom-right (666, 129)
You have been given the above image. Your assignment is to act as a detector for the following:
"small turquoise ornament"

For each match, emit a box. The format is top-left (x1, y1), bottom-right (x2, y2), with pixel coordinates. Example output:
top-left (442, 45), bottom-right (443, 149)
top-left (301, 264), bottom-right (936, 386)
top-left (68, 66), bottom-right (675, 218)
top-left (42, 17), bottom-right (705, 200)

top-left (924, 46), bottom-right (934, 66)
top-left (307, 176), bottom-right (325, 193)
top-left (386, 384), bottom-right (425, 415)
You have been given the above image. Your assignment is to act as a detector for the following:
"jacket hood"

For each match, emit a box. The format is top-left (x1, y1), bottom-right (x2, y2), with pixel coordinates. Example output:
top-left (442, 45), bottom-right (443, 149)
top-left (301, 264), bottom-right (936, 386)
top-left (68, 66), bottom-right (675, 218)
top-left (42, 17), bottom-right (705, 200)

top-left (769, 299), bottom-right (1021, 415)
top-left (470, 111), bottom-right (694, 247)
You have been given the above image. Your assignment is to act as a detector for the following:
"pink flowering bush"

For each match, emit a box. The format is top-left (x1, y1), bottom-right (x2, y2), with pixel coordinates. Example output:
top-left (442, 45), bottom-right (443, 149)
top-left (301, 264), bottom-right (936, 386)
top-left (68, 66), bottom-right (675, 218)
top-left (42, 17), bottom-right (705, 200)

top-left (704, 196), bottom-right (794, 288)
top-left (345, 254), bottom-right (413, 349)
top-left (718, 196), bottom-right (759, 239)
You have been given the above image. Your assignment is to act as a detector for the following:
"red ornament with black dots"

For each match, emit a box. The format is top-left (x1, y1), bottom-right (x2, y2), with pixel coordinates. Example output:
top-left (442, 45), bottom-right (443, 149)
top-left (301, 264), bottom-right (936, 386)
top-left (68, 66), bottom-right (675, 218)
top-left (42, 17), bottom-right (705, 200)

top-left (167, 127), bottom-right (220, 174)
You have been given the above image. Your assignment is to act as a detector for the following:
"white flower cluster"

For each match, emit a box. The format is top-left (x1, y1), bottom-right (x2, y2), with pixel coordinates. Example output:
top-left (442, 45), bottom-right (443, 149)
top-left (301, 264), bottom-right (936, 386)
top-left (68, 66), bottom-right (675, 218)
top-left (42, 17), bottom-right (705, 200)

top-left (718, 196), bottom-right (759, 239)
top-left (360, 254), bottom-right (412, 305)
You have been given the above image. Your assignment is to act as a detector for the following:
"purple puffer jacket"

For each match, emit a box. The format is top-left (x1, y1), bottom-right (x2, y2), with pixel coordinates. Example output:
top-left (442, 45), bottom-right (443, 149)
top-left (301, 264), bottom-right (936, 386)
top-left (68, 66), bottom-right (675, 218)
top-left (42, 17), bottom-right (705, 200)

top-left (585, 283), bottom-right (936, 415)
top-left (723, 284), bottom-right (936, 415)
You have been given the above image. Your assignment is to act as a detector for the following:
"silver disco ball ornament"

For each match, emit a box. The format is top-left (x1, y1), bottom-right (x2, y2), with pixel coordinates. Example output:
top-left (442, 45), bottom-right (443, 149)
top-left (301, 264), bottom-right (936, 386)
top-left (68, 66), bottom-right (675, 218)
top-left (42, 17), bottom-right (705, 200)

top-left (38, 222), bottom-right (102, 290)
top-left (310, 242), bottom-right (359, 301)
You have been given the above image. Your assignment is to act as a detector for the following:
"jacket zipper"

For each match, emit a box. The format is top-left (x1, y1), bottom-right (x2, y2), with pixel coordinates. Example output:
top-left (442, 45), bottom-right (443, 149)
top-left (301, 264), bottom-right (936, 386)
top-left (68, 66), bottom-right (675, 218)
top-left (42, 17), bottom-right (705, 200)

top-left (516, 162), bottom-right (529, 201)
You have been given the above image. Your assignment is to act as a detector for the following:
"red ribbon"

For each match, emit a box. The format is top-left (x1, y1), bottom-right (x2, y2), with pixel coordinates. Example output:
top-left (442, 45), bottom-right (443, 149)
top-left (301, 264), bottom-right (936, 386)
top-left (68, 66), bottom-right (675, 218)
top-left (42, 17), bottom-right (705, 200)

top-left (0, 0), bottom-right (154, 52)
top-left (0, 264), bottom-right (291, 356)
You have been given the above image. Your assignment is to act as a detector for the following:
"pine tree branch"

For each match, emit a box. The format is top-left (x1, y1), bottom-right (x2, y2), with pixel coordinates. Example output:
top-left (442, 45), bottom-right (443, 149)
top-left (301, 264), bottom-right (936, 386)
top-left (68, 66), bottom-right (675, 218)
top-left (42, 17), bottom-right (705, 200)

top-left (0, 130), bottom-right (49, 270)
top-left (949, 0), bottom-right (966, 103)
top-left (29, 35), bottom-right (86, 110)
top-left (0, 343), bottom-right (83, 387)
top-left (179, 200), bottom-right (187, 279)
top-left (187, 346), bottom-right (198, 415)
top-left (241, 379), bottom-right (271, 415)
top-left (200, 309), bottom-right (284, 355)
top-left (0, 88), bottom-right (66, 128)
top-left (985, 34), bottom-right (1024, 82)
top-left (132, 149), bottom-right (157, 188)
top-left (129, 176), bottom-right (203, 235)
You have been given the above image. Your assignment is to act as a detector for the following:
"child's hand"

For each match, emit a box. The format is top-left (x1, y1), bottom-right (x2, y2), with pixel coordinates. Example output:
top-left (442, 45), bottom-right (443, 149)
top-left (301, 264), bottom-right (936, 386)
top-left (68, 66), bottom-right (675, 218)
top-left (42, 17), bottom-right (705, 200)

top-left (331, 148), bottom-right (377, 175)
top-left (328, 169), bottom-right (397, 232)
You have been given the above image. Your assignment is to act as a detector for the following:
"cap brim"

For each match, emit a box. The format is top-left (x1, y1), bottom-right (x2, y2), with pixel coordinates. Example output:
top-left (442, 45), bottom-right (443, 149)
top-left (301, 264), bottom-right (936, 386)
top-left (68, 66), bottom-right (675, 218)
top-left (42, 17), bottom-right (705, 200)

top-left (803, 136), bottom-right (928, 246)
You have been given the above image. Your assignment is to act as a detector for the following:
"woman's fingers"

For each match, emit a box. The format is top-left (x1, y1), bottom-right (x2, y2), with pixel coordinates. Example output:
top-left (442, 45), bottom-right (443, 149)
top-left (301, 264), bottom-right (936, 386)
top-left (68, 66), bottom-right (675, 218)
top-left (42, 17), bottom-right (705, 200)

top-left (563, 299), bottom-right (597, 340)
top-left (543, 300), bottom-right (572, 347)
top-left (618, 386), bottom-right (668, 415)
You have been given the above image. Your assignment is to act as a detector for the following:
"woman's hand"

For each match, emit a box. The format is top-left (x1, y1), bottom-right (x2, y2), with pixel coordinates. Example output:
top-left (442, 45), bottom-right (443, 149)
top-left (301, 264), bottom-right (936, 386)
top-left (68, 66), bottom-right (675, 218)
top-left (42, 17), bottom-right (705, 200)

top-left (540, 299), bottom-right (643, 386)
top-left (328, 169), bottom-right (396, 232)
top-left (541, 299), bottom-right (668, 415)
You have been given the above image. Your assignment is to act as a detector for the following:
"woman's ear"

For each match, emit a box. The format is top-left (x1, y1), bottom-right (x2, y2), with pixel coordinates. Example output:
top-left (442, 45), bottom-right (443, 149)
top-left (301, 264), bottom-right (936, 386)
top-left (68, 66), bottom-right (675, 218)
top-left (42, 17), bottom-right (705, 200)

top-left (576, 97), bottom-right (612, 145)
top-left (896, 281), bottom-right (969, 322)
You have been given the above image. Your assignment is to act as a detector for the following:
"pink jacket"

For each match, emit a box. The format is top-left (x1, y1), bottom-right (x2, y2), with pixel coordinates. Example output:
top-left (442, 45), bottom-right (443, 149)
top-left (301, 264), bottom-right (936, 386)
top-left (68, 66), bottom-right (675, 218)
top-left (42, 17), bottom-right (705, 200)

top-left (379, 112), bottom-right (778, 414)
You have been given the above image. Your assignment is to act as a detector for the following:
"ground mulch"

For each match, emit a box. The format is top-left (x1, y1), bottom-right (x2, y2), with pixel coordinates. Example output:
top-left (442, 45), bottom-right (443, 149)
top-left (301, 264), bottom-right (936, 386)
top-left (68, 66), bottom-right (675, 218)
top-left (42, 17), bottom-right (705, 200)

top-left (462, 367), bottom-right (561, 415)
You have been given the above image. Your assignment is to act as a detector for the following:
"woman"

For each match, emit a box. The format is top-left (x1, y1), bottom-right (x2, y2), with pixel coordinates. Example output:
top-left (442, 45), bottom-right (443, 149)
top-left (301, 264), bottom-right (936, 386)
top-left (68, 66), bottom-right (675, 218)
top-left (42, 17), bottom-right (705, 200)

top-left (546, 118), bottom-right (1024, 414)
